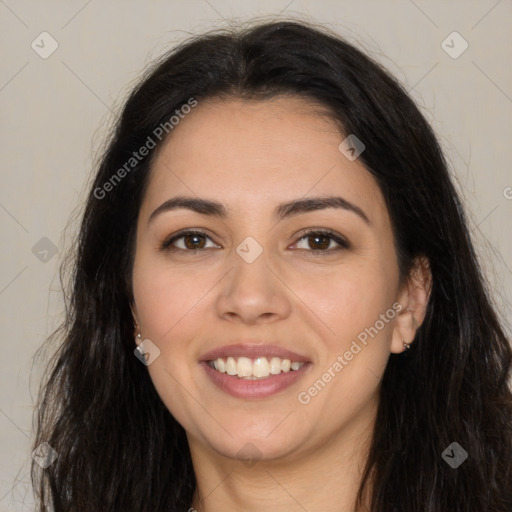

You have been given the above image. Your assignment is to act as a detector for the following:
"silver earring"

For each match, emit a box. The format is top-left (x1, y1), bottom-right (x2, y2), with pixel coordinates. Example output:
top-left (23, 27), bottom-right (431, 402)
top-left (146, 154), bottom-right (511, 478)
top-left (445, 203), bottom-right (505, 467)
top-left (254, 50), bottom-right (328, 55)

top-left (135, 333), bottom-right (146, 358)
top-left (402, 339), bottom-right (410, 351)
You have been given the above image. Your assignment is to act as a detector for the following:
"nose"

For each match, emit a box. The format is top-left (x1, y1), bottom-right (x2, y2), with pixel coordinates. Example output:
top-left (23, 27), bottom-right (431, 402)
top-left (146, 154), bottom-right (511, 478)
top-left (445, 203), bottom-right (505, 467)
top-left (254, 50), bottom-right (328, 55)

top-left (214, 241), bottom-right (292, 325)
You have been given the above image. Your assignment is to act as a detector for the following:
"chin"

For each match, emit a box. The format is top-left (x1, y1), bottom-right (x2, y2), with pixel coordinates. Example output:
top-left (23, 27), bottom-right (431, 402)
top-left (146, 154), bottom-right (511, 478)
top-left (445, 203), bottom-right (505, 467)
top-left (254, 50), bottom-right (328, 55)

top-left (198, 421), bottom-right (304, 463)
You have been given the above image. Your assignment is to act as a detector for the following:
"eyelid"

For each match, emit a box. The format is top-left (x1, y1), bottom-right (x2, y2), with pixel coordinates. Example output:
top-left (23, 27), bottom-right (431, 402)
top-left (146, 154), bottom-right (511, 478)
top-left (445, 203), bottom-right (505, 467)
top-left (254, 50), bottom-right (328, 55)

top-left (161, 228), bottom-right (215, 250)
top-left (161, 227), bottom-right (350, 253)
top-left (292, 227), bottom-right (350, 251)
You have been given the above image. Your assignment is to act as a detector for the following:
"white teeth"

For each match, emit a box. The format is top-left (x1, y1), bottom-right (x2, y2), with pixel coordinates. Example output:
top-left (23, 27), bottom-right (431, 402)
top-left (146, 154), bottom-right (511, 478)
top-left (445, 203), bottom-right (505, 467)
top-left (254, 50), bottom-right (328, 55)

top-left (253, 357), bottom-right (270, 378)
top-left (208, 356), bottom-right (305, 378)
top-left (237, 357), bottom-right (253, 377)
top-left (214, 358), bottom-right (225, 373)
top-left (226, 356), bottom-right (237, 375)
top-left (269, 357), bottom-right (282, 374)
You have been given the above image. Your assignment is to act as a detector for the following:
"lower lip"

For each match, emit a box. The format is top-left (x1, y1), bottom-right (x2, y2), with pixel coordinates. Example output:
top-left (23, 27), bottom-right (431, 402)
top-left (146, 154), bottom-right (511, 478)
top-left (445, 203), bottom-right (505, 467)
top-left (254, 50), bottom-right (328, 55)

top-left (201, 361), bottom-right (311, 399)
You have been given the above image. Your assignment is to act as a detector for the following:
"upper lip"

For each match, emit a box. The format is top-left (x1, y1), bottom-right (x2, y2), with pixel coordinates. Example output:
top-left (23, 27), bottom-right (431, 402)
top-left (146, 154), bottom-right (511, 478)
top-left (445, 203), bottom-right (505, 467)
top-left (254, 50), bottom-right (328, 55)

top-left (200, 343), bottom-right (310, 363)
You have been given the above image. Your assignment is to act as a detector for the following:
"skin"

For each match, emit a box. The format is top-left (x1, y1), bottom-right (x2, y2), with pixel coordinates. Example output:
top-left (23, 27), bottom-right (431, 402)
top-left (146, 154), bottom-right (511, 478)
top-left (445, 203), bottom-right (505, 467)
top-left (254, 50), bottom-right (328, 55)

top-left (131, 96), bottom-right (431, 512)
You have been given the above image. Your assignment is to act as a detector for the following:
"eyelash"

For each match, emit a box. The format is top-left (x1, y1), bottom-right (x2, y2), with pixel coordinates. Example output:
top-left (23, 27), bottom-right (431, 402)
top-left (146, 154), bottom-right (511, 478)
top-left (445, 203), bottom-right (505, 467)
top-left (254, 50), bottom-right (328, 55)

top-left (161, 228), bottom-right (350, 255)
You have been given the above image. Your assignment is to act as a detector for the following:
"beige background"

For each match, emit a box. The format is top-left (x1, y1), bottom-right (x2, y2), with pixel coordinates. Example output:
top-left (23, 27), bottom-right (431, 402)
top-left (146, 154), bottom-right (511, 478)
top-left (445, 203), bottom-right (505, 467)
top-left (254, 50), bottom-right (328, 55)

top-left (1, 0), bottom-right (511, 509)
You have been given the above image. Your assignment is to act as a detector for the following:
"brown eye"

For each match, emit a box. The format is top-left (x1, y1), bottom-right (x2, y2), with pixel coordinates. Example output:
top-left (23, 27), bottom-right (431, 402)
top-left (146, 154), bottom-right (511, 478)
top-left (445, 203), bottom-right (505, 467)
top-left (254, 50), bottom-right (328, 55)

top-left (162, 230), bottom-right (218, 252)
top-left (293, 229), bottom-right (350, 253)
top-left (307, 233), bottom-right (331, 251)
top-left (183, 233), bottom-right (207, 250)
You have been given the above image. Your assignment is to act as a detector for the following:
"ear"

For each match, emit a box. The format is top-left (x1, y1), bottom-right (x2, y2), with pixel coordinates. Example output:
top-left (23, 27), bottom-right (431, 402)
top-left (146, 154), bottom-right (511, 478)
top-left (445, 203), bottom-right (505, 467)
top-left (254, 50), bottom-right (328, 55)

top-left (391, 255), bottom-right (432, 354)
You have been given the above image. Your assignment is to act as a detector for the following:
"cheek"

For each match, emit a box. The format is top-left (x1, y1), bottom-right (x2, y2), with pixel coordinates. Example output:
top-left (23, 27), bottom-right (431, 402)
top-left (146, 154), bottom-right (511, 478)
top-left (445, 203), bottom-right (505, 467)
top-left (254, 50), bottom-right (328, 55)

top-left (298, 261), bottom-right (399, 415)
top-left (295, 272), bottom-right (396, 425)
top-left (132, 252), bottom-right (211, 341)
top-left (132, 257), bottom-right (205, 431)
top-left (297, 260), bottom-right (397, 347)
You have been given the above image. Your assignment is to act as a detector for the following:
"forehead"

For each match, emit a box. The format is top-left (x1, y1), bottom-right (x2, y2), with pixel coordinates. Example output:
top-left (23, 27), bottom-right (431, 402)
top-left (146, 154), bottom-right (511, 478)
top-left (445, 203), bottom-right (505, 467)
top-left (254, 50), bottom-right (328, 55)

top-left (141, 96), bottom-right (388, 227)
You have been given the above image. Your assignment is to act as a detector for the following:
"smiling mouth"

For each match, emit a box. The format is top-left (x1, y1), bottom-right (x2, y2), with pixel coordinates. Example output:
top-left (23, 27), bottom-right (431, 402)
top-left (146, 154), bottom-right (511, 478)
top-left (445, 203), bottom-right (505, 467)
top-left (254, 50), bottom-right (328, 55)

top-left (207, 356), bottom-right (305, 379)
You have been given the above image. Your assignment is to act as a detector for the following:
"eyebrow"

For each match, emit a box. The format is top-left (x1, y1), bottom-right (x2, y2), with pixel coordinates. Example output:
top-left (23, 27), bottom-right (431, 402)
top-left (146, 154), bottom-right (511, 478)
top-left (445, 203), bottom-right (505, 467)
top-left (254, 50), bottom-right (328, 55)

top-left (148, 195), bottom-right (371, 226)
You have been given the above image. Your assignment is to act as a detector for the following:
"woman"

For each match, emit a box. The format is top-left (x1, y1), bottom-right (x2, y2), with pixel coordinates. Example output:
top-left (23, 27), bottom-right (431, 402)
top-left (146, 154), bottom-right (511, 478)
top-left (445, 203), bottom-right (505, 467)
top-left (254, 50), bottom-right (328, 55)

top-left (31, 20), bottom-right (512, 511)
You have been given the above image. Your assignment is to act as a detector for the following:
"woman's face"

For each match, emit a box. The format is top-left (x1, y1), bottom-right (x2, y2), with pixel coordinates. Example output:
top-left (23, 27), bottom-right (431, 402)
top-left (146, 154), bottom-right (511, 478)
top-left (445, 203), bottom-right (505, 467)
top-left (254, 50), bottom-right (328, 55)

top-left (131, 96), bottom-right (409, 463)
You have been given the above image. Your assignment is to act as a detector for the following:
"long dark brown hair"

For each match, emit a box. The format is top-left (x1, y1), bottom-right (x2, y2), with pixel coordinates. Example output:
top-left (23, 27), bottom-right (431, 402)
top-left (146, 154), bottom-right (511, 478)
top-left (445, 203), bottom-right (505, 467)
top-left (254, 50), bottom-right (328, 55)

top-left (31, 20), bottom-right (512, 511)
